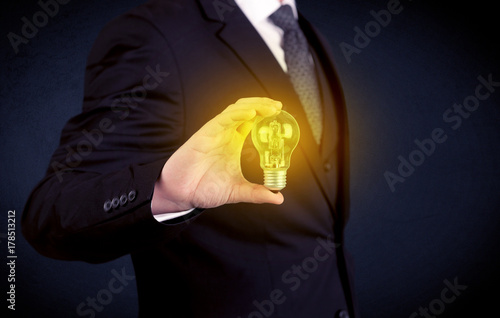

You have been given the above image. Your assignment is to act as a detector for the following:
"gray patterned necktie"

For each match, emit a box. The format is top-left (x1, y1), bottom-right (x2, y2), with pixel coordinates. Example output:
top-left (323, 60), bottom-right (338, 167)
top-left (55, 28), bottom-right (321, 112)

top-left (269, 5), bottom-right (323, 144)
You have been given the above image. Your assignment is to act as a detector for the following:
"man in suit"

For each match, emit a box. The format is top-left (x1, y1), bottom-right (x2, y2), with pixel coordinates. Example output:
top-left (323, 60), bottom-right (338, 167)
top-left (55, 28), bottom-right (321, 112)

top-left (22, 0), bottom-right (357, 317)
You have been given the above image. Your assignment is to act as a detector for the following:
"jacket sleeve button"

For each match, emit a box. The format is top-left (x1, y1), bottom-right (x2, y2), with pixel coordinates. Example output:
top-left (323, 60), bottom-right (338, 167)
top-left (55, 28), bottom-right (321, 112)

top-left (128, 190), bottom-right (137, 202)
top-left (111, 197), bottom-right (120, 208)
top-left (120, 194), bottom-right (128, 206)
top-left (103, 200), bottom-right (112, 212)
top-left (335, 309), bottom-right (349, 318)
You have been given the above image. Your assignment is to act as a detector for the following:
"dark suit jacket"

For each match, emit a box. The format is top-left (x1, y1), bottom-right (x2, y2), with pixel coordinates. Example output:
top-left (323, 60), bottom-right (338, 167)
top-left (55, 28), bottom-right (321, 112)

top-left (22, 0), bottom-right (356, 317)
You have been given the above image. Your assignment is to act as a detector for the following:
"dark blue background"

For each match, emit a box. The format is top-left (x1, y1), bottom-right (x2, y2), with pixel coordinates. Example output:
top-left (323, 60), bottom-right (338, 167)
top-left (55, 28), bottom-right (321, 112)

top-left (1, 0), bottom-right (499, 317)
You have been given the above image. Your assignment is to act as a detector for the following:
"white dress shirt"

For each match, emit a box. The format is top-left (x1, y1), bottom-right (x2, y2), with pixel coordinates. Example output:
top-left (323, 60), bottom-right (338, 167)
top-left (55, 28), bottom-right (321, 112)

top-left (154, 0), bottom-right (298, 223)
top-left (236, 0), bottom-right (298, 72)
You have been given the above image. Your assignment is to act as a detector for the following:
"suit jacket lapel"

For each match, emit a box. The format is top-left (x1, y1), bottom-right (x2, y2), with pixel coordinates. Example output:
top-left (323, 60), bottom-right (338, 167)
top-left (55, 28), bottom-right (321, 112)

top-left (300, 16), bottom-right (351, 227)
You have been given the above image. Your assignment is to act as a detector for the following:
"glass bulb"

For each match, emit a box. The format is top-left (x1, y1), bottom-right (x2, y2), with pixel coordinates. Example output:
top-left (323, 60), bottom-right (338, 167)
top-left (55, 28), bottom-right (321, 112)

top-left (251, 110), bottom-right (300, 191)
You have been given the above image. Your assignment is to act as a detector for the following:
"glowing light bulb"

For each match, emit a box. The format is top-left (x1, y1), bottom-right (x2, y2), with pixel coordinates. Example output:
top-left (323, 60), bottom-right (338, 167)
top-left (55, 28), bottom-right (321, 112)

top-left (251, 110), bottom-right (300, 191)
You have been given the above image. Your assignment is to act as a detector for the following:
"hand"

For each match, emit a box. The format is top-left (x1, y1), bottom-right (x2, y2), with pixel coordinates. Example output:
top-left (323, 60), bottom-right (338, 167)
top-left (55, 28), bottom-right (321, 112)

top-left (152, 97), bottom-right (284, 215)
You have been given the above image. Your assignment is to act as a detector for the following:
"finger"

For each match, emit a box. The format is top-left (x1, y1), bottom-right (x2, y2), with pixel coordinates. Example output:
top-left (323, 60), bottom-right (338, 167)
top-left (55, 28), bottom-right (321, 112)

top-left (235, 97), bottom-right (281, 107)
top-left (215, 108), bottom-right (257, 128)
top-left (235, 121), bottom-right (255, 137)
top-left (224, 97), bottom-right (282, 117)
top-left (230, 182), bottom-right (284, 205)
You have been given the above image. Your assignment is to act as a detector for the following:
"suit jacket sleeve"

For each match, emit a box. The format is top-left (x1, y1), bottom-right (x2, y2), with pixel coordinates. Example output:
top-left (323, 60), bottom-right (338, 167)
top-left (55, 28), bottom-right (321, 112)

top-left (21, 11), bottom-right (197, 263)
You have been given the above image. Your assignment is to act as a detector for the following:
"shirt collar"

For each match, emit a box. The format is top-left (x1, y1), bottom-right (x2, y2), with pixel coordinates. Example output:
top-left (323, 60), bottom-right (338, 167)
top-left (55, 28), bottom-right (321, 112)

top-left (235, 0), bottom-right (298, 25)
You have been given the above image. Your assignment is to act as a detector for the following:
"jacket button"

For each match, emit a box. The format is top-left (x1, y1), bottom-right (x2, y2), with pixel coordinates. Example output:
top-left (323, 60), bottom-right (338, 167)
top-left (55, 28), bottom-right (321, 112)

top-left (335, 309), bottom-right (349, 318)
top-left (111, 197), bottom-right (120, 208)
top-left (128, 190), bottom-right (137, 202)
top-left (120, 194), bottom-right (128, 206)
top-left (103, 200), bottom-right (112, 212)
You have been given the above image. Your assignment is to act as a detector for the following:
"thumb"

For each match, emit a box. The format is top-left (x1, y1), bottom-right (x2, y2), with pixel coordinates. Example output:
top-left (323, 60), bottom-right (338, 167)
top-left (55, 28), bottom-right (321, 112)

top-left (231, 182), bottom-right (284, 205)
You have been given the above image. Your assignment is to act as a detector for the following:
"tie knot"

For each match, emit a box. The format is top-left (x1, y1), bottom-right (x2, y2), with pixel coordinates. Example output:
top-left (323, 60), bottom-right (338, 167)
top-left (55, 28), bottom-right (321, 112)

top-left (269, 5), bottom-right (299, 32)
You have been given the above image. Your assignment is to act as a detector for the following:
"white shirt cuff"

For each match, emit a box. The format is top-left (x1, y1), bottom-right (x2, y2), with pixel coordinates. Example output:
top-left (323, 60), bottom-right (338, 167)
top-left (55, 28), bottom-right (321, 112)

top-left (153, 208), bottom-right (196, 223)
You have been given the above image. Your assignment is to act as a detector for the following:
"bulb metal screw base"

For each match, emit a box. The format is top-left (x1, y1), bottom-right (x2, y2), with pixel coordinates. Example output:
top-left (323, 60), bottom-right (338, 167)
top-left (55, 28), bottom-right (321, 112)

top-left (263, 169), bottom-right (287, 191)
